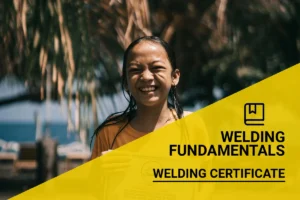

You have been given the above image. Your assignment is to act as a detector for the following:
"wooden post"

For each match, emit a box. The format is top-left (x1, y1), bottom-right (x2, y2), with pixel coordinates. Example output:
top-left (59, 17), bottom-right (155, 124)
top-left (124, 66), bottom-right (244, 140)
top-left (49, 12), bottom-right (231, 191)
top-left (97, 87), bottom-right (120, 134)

top-left (36, 136), bottom-right (58, 185)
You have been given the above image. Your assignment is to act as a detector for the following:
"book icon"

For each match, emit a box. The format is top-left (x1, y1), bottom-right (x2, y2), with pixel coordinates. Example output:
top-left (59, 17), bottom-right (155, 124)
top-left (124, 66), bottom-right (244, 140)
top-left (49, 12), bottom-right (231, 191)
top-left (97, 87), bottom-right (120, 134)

top-left (244, 103), bottom-right (265, 126)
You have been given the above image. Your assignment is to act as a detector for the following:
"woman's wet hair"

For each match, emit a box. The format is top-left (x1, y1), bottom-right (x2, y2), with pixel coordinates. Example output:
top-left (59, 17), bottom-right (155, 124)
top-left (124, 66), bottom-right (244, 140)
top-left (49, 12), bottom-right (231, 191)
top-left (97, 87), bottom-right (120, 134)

top-left (91, 36), bottom-right (183, 149)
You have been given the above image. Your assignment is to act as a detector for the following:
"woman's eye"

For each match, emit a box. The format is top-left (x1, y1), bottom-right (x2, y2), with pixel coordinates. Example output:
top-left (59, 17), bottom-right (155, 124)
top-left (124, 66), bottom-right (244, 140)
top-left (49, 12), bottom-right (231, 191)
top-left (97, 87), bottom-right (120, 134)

top-left (153, 66), bottom-right (164, 70)
top-left (128, 68), bottom-right (140, 73)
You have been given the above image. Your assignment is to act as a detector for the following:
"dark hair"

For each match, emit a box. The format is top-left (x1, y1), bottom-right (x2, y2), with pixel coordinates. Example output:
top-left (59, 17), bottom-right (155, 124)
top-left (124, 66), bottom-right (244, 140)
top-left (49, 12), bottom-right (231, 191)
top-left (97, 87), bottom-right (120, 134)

top-left (90, 36), bottom-right (183, 149)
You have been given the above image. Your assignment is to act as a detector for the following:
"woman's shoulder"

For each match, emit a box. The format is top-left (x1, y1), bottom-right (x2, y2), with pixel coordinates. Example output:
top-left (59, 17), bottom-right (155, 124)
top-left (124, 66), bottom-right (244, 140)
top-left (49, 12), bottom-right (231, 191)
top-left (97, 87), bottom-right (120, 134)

top-left (183, 110), bottom-right (193, 117)
top-left (96, 119), bottom-right (127, 136)
top-left (91, 118), bottom-right (127, 159)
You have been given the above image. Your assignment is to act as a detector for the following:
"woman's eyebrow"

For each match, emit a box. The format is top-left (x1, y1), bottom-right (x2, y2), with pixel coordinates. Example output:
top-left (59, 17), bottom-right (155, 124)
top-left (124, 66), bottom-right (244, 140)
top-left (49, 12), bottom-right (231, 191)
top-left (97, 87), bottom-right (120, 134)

top-left (152, 60), bottom-right (165, 64)
top-left (128, 61), bottom-right (140, 66)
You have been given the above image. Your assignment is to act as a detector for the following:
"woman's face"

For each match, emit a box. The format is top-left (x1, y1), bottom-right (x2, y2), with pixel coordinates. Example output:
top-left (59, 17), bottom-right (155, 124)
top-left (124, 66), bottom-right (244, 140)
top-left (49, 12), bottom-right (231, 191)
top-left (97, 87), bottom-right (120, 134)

top-left (126, 41), bottom-right (180, 107)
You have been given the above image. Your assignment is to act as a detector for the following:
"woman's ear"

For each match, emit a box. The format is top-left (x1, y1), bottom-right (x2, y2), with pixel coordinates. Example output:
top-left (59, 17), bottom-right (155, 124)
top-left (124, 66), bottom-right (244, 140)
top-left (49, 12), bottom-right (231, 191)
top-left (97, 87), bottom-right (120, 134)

top-left (172, 69), bottom-right (180, 86)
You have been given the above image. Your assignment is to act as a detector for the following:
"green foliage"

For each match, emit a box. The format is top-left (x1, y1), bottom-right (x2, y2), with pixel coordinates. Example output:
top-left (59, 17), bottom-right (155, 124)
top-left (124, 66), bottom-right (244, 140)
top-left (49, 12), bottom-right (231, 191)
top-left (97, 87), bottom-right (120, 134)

top-left (1, 0), bottom-right (299, 110)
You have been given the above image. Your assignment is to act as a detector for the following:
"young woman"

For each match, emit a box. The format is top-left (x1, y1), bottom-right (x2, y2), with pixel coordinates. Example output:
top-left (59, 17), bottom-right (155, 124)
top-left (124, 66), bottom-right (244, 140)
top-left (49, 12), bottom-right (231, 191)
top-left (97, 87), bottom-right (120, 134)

top-left (89, 36), bottom-right (215, 199)
top-left (91, 36), bottom-right (191, 159)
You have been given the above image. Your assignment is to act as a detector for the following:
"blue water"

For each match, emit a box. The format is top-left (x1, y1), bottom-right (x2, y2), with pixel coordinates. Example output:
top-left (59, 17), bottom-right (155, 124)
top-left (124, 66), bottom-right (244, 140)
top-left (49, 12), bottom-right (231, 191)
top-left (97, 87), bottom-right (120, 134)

top-left (0, 122), bottom-right (93, 144)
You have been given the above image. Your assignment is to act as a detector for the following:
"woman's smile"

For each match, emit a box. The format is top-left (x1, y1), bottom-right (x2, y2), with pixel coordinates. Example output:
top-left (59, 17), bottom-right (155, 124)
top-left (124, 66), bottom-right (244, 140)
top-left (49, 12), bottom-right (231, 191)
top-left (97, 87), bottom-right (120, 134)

top-left (139, 85), bottom-right (158, 92)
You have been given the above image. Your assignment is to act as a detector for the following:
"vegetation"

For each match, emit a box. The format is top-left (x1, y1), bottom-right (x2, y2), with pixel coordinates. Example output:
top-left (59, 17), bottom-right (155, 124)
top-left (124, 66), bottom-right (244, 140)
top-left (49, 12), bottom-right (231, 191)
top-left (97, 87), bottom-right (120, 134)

top-left (1, 0), bottom-right (299, 133)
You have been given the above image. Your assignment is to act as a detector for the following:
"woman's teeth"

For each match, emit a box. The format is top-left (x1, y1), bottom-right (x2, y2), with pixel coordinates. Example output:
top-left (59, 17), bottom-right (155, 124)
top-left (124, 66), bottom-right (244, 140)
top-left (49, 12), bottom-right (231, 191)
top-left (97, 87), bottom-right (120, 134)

top-left (140, 87), bottom-right (156, 92)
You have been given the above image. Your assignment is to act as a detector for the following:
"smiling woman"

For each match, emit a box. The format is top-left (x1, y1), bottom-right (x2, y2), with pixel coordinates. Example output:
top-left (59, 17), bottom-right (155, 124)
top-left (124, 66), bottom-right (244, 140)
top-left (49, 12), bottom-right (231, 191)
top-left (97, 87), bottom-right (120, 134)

top-left (90, 36), bottom-right (192, 158)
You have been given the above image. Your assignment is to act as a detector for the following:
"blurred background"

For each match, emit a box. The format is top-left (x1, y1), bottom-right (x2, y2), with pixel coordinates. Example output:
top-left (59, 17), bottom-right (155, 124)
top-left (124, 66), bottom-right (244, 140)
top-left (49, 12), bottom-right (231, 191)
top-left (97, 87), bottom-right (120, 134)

top-left (0, 0), bottom-right (299, 198)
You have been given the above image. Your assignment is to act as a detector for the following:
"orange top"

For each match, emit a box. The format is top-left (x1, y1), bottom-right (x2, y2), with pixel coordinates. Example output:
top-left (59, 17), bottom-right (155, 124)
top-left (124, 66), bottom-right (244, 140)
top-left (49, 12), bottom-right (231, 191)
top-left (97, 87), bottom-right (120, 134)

top-left (91, 120), bottom-right (147, 159)
top-left (91, 109), bottom-right (182, 159)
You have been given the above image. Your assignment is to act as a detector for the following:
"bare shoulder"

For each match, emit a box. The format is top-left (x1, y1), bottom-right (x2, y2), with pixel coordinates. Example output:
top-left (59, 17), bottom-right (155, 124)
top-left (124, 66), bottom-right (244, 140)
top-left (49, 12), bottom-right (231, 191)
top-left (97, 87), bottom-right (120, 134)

top-left (183, 110), bottom-right (193, 117)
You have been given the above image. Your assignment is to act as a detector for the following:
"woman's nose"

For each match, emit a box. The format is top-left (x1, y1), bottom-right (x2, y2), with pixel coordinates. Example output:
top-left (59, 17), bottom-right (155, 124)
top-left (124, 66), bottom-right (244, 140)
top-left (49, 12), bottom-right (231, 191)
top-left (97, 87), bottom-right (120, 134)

top-left (140, 70), bottom-right (154, 81)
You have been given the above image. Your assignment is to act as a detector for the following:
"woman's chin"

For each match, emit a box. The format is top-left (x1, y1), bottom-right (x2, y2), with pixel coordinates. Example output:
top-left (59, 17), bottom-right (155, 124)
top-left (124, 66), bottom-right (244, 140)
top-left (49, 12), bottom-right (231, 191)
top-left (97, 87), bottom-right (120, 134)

top-left (138, 97), bottom-right (163, 107)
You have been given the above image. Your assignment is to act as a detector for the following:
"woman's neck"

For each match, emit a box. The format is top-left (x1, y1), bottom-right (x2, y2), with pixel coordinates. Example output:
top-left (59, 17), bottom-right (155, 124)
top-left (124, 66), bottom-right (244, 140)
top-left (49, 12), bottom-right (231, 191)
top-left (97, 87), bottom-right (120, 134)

top-left (131, 101), bottom-right (173, 133)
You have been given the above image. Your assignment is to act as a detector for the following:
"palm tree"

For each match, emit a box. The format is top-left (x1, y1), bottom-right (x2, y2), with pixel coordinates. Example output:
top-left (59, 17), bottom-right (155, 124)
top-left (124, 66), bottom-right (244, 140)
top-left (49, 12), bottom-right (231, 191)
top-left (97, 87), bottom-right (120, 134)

top-left (1, 0), bottom-right (299, 140)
